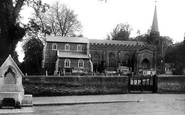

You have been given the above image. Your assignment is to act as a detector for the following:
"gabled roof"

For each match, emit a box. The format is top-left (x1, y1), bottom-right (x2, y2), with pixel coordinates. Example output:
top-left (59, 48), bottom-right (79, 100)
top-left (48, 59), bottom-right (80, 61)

top-left (89, 39), bottom-right (145, 46)
top-left (46, 36), bottom-right (89, 43)
top-left (0, 55), bottom-right (24, 77)
top-left (57, 51), bottom-right (90, 59)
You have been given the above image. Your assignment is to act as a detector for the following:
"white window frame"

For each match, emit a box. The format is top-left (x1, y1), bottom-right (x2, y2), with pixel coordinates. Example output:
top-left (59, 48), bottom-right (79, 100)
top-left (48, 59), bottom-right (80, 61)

top-left (78, 59), bottom-right (84, 68)
top-left (52, 43), bottom-right (57, 50)
top-left (65, 44), bottom-right (70, 51)
top-left (77, 44), bottom-right (82, 51)
top-left (64, 59), bottom-right (71, 68)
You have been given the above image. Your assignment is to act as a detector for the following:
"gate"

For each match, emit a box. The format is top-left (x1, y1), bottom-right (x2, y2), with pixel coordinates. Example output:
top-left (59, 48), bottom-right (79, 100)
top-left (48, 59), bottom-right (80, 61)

top-left (128, 74), bottom-right (157, 93)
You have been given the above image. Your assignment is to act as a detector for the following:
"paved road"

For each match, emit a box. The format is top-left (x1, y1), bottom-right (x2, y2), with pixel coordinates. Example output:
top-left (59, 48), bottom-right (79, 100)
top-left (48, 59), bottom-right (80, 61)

top-left (0, 94), bottom-right (185, 115)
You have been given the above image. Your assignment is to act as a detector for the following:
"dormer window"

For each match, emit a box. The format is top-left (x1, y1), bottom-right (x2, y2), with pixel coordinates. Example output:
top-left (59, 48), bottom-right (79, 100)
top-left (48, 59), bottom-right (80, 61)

top-left (52, 43), bottom-right (57, 50)
top-left (65, 44), bottom-right (70, 51)
top-left (77, 44), bottom-right (82, 51)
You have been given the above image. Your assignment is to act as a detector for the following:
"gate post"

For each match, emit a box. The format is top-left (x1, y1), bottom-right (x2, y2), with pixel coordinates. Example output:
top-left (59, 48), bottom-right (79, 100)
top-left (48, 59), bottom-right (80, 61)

top-left (128, 74), bottom-right (131, 93)
top-left (153, 75), bottom-right (158, 93)
top-left (141, 75), bottom-right (143, 92)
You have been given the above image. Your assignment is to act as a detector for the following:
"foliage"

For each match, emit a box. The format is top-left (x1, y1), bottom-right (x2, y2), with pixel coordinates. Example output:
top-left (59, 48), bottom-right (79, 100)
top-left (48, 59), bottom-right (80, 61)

top-left (21, 37), bottom-right (44, 75)
top-left (0, 0), bottom-right (26, 65)
top-left (107, 23), bottom-right (132, 41)
top-left (26, 0), bottom-right (50, 42)
top-left (165, 41), bottom-right (185, 75)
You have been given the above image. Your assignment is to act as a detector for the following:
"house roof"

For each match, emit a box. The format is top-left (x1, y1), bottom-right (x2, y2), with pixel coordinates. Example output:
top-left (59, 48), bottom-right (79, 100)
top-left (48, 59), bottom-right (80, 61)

top-left (46, 36), bottom-right (89, 43)
top-left (57, 51), bottom-right (90, 59)
top-left (89, 39), bottom-right (146, 46)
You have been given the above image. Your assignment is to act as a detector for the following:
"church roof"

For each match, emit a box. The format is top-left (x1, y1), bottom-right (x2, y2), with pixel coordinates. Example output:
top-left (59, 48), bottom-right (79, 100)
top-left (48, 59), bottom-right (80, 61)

top-left (151, 5), bottom-right (159, 33)
top-left (89, 39), bottom-right (145, 46)
top-left (46, 36), bottom-right (89, 43)
top-left (57, 51), bottom-right (90, 59)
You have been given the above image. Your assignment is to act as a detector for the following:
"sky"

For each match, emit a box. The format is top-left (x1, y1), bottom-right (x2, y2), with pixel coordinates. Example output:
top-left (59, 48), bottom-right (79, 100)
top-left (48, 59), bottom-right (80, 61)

top-left (18, 0), bottom-right (185, 62)
top-left (20, 0), bottom-right (185, 42)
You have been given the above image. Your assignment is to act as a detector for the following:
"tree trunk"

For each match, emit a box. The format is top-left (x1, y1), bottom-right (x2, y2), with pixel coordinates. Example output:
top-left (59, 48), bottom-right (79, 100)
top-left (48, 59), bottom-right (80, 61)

top-left (0, 0), bottom-right (25, 65)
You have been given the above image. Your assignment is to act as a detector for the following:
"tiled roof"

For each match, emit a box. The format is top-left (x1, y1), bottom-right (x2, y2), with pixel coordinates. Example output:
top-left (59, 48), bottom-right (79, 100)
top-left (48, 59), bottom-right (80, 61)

top-left (46, 36), bottom-right (89, 43)
top-left (57, 51), bottom-right (90, 59)
top-left (89, 39), bottom-right (145, 46)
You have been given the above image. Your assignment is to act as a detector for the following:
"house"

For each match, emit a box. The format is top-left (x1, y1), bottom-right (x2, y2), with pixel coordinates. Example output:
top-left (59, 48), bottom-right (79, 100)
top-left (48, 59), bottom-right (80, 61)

top-left (42, 36), bottom-right (92, 75)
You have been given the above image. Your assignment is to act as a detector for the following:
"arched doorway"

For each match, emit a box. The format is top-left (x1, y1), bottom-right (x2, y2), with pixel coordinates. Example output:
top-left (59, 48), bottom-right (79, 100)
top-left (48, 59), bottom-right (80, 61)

top-left (141, 58), bottom-right (150, 69)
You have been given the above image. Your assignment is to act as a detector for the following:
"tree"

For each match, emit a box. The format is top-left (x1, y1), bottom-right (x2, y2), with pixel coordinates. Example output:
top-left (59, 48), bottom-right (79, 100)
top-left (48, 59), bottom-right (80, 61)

top-left (165, 41), bottom-right (185, 75)
top-left (27, 0), bottom-right (50, 39)
top-left (0, 0), bottom-right (26, 65)
top-left (44, 1), bottom-right (82, 36)
top-left (107, 23), bottom-right (132, 41)
top-left (21, 37), bottom-right (44, 75)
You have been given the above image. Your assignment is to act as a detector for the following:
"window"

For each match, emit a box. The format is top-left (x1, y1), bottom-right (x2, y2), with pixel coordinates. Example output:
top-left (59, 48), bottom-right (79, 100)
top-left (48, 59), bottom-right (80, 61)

top-left (64, 59), bottom-right (71, 68)
top-left (52, 43), bottom-right (57, 50)
top-left (102, 51), bottom-right (106, 61)
top-left (93, 53), bottom-right (99, 65)
top-left (65, 44), bottom-right (70, 51)
top-left (109, 52), bottom-right (115, 67)
top-left (123, 54), bottom-right (129, 66)
top-left (77, 44), bottom-right (82, 51)
top-left (78, 59), bottom-right (84, 68)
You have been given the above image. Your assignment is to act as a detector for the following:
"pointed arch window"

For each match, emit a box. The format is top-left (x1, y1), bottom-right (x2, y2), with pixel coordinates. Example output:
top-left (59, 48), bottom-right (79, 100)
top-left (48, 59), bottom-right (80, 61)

top-left (123, 54), bottom-right (129, 66)
top-left (65, 44), bottom-right (70, 51)
top-left (78, 59), bottom-right (84, 68)
top-left (52, 43), bottom-right (57, 50)
top-left (93, 53), bottom-right (100, 65)
top-left (109, 52), bottom-right (115, 67)
top-left (64, 59), bottom-right (71, 68)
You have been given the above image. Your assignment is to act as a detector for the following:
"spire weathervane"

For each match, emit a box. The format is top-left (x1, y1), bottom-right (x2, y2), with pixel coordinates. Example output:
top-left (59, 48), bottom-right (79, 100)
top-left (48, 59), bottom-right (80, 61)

top-left (155, 0), bottom-right (157, 5)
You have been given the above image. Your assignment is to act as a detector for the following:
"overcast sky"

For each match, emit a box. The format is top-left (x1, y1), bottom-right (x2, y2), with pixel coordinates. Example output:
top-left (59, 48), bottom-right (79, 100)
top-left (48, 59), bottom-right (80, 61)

top-left (20, 0), bottom-right (185, 43)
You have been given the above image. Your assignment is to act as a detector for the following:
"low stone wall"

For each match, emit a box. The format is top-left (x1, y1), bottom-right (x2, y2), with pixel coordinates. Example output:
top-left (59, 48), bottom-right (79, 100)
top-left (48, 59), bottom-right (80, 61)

top-left (157, 75), bottom-right (185, 93)
top-left (23, 75), bottom-right (128, 96)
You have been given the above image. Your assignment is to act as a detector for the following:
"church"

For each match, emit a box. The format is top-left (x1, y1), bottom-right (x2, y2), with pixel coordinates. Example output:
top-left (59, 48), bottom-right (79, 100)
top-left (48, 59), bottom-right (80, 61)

top-left (42, 5), bottom-right (163, 75)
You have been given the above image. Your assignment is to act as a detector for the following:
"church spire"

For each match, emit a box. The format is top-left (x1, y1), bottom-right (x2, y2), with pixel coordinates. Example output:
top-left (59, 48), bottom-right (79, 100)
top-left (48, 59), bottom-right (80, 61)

top-left (151, 3), bottom-right (159, 36)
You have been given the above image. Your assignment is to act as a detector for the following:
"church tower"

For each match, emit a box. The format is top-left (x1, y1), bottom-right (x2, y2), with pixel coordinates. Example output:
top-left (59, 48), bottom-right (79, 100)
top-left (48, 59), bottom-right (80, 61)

top-left (150, 3), bottom-right (164, 74)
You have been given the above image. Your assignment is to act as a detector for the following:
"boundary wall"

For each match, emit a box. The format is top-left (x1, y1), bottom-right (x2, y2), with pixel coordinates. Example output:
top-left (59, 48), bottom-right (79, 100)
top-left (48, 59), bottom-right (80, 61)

top-left (22, 75), bottom-right (185, 96)
top-left (23, 76), bottom-right (128, 96)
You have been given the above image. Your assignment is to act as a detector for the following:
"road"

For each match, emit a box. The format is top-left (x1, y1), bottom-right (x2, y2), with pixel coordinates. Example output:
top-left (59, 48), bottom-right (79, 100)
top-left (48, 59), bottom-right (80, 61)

top-left (0, 94), bottom-right (185, 115)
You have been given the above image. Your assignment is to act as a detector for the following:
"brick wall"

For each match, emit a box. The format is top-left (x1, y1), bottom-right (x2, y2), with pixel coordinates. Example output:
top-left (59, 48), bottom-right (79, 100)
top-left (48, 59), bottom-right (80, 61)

top-left (57, 42), bottom-right (87, 52)
top-left (58, 58), bottom-right (91, 72)
top-left (23, 76), bottom-right (128, 96)
top-left (157, 75), bottom-right (185, 93)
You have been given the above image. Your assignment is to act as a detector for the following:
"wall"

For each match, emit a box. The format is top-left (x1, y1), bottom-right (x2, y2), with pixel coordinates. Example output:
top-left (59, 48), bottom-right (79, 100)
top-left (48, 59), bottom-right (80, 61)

top-left (58, 59), bottom-right (91, 72)
top-left (157, 75), bottom-right (185, 93)
top-left (23, 76), bottom-right (128, 96)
